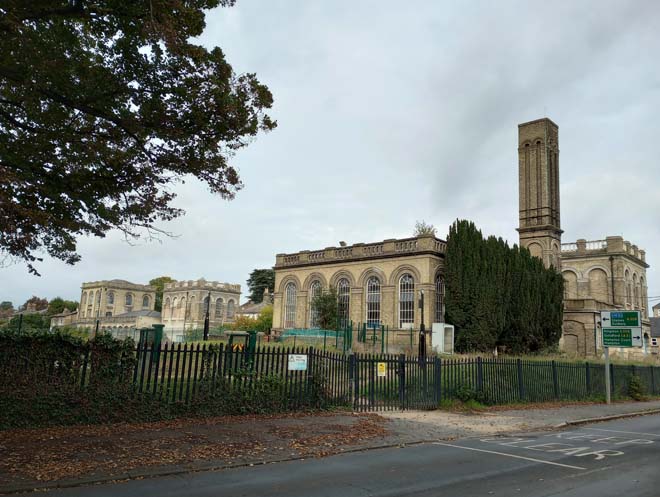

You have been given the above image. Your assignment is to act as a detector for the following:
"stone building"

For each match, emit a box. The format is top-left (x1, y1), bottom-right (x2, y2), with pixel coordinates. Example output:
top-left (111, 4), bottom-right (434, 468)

top-left (161, 279), bottom-right (241, 338)
top-left (74, 279), bottom-right (158, 334)
top-left (516, 118), bottom-right (650, 357)
top-left (653, 303), bottom-right (660, 318)
top-left (49, 309), bottom-right (78, 329)
top-left (77, 279), bottom-right (156, 320)
top-left (272, 117), bottom-right (652, 357)
top-left (272, 235), bottom-right (445, 333)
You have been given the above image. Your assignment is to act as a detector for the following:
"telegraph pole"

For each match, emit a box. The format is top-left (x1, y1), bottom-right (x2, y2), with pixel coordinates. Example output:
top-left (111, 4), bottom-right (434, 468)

top-left (203, 290), bottom-right (211, 341)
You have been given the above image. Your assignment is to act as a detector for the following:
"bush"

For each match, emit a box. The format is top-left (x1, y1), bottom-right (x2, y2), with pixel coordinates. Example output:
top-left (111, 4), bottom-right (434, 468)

top-left (628, 374), bottom-right (647, 401)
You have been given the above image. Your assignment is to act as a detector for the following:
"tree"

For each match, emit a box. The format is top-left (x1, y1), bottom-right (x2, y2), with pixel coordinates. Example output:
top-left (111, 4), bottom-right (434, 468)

top-left (1, 1), bottom-right (276, 275)
top-left (247, 269), bottom-right (275, 303)
top-left (20, 296), bottom-right (48, 312)
top-left (46, 297), bottom-right (78, 316)
top-left (311, 288), bottom-right (339, 330)
top-left (149, 276), bottom-right (175, 312)
top-left (445, 219), bottom-right (564, 354)
top-left (413, 220), bottom-right (437, 237)
top-left (2, 313), bottom-right (49, 332)
top-left (0, 301), bottom-right (13, 318)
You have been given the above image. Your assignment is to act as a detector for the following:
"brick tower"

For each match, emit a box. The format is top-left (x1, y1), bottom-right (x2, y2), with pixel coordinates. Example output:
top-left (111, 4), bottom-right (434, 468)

top-left (517, 118), bottom-right (562, 269)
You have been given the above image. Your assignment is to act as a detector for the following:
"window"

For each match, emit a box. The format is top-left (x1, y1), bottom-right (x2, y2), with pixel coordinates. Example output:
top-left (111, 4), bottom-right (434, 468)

top-left (107, 292), bottom-right (114, 305)
top-left (309, 281), bottom-right (322, 328)
top-left (337, 278), bottom-right (350, 330)
top-left (164, 297), bottom-right (170, 309)
top-left (435, 274), bottom-right (445, 323)
top-left (81, 293), bottom-right (87, 317)
top-left (284, 282), bottom-right (297, 329)
top-left (142, 295), bottom-right (150, 308)
top-left (215, 298), bottom-right (224, 319)
top-left (227, 300), bottom-right (235, 319)
top-left (399, 274), bottom-right (415, 327)
top-left (366, 276), bottom-right (381, 329)
top-left (105, 312), bottom-right (112, 317)
top-left (125, 294), bottom-right (133, 306)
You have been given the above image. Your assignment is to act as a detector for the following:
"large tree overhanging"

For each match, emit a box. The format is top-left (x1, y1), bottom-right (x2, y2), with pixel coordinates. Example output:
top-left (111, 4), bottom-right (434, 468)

top-left (0, 1), bottom-right (276, 274)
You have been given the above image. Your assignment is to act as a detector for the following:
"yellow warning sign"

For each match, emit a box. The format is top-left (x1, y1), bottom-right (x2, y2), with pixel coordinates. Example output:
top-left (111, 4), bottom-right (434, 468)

top-left (377, 362), bottom-right (387, 377)
top-left (232, 343), bottom-right (244, 352)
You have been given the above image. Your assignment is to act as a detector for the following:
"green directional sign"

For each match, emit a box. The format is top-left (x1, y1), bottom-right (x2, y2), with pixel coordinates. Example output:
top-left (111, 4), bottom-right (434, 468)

top-left (607, 311), bottom-right (641, 327)
top-left (602, 328), bottom-right (633, 347)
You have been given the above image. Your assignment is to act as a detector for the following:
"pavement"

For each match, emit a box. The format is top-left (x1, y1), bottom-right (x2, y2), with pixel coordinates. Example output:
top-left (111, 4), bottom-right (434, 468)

top-left (3, 400), bottom-right (660, 495)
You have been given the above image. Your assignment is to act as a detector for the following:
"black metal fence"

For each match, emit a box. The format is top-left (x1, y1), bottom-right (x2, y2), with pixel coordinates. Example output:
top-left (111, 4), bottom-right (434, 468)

top-left (15, 341), bottom-right (660, 411)
top-left (104, 345), bottom-right (660, 410)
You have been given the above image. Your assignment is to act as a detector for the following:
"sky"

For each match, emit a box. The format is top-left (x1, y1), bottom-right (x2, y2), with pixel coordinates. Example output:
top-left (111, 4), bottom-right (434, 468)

top-left (2, 0), bottom-right (660, 311)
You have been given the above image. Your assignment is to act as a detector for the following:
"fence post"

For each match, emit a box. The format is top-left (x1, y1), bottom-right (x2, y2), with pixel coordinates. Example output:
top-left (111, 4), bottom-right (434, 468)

top-left (398, 354), bottom-right (406, 410)
top-left (349, 354), bottom-right (357, 409)
top-left (434, 356), bottom-right (442, 405)
top-left (585, 362), bottom-right (591, 396)
top-left (551, 360), bottom-right (559, 399)
top-left (651, 367), bottom-right (656, 395)
top-left (477, 357), bottom-right (483, 393)
top-left (610, 364), bottom-right (616, 398)
top-left (517, 358), bottom-right (525, 401)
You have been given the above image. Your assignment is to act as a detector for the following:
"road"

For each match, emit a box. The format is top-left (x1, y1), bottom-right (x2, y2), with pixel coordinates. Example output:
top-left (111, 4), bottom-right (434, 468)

top-left (37, 414), bottom-right (660, 497)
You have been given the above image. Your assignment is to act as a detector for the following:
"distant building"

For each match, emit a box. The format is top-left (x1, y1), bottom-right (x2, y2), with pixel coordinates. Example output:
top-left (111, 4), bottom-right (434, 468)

top-left (653, 302), bottom-right (660, 318)
top-left (238, 289), bottom-right (273, 319)
top-left (49, 309), bottom-right (78, 329)
top-left (161, 279), bottom-right (241, 339)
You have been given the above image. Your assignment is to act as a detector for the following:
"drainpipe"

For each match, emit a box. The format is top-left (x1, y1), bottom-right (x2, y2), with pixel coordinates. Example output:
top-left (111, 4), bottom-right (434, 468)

top-left (609, 256), bottom-right (615, 305)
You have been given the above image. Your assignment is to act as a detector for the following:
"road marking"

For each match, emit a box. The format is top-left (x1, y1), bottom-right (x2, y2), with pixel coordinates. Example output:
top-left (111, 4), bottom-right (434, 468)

top-left (432, 442), bottom-right (586, 470)
top-left (583, 427), bottom-right (660, 438)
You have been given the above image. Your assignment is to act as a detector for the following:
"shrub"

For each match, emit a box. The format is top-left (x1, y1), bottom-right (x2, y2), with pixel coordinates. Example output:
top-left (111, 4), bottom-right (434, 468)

top-left (628, 374), bottom-right (647, 401)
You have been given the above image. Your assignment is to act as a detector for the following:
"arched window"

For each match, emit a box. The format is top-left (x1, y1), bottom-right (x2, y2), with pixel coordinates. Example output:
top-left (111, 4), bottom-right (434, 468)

top-left (215, 298), bottom-right (224, 320)
top-left (95, 290), bottom-right (101, 306)
top-left (337, 278), bottom-right (350, 330)
top-left (309, 281), bottom-right (322, 328)
top-left (633, 274), bottom-right (639, 309)
top-left (284, 283), bottom-right (297, 329)
top-left (625, 270), bottom-right (632, 307)
top-left (107, 291), bottom-right (114, 305)
top-left (203, 296), bottom-right (210, 314)
top-left (125, 293), bottom-right (133, 307)
top-left (142, 295), bottom-right (150, 308)
top-left (366, 276), bottom-right (381, 328)
top-left (227, 299), bottom-right (235, 319)
top-left (81, 292), bottom-right (87, 317)
top-left (164, 297), bottom-right (170, 310)
top-left (399, 274), bottom-right (415, 327)
top-left (435, 274), bottom-right (445, 323)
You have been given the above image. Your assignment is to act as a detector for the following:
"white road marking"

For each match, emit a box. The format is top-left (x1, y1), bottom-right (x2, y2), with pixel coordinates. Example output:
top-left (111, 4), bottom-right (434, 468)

top-left (432, 442), bottom-right (586, 470)
top-left (583, 427), bottom-right (660, 438)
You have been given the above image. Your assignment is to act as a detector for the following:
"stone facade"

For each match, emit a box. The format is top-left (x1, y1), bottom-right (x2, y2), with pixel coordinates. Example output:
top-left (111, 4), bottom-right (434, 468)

top-left (516, 119), bottom-right (651, 358)
top-left (161, 279), bottom-right (241, 338)
top-left (78, 279), bottom-right (156, 320)
top-left (49, 309), bottom-right (78, 329)
top-left (272, 235), bottom-right (445, 333)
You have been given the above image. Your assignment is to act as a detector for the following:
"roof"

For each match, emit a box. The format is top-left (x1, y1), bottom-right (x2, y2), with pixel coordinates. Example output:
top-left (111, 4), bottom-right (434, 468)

top-left (239, 300), bottom-right (269, 314)
top-left (651, 318), bottom-right (660, 338)
top-left (50, 309), bottom-right (78, 318)
top-left (115, 310), bottom-right (161, 318)
top-left (653, 303), bottom-right (660, 310)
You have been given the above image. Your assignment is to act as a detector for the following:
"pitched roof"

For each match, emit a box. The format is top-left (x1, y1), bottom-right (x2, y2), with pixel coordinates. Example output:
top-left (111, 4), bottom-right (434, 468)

top-left (239, 300), bottom-right (269, 314)
top-left (653, 302), bottom-right (660, 310)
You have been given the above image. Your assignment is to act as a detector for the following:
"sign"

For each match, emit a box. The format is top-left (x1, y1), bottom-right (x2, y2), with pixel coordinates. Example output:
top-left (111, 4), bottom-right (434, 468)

top-left (232, 343), bottom-right (244, 352)
top-left (602, 328), bottom-right (643, 348)
top-left (601, 310), bottom-right (643, 348)
top-left (377, 362), bottom-right (387, 377)
top-left (288, 354), bottom-right (308, 371)
top-left (601, 311), bottom-right (641, 328)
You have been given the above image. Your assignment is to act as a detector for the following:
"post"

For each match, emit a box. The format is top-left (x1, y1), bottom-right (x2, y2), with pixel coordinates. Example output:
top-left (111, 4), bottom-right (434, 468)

top-left (418, 290), bottom-right (426, 358)
top-left (398, 354), bottom-right (406, 409)
top-left (585, 362), bottom-right (591, 396)
top-left (203, 291), bottom-right (211, 341)
top-left (551, 360), bottom-right (559, 399)
top-left (517, 358), bottom-right (525, 401)
top-left (17, 313), bottom-right (23, 333)
top-left (604, 346), bottom-right (611, 404)
top-left (477, 357), bottom-right (483, 393)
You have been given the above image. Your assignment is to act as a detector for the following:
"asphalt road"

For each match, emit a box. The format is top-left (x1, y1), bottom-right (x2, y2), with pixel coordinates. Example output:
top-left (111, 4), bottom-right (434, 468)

top-left (37, 414), bottom-right (660, 497)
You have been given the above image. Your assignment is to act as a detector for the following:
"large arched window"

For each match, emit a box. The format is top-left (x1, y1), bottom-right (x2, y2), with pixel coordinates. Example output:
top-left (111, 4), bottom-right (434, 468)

top-left (107, 291), bottom-right (115, 305)
top-left (142, 295), bottom-right (150, 308)
top-left (284, 282), bottom-right (297, 329)
top-left (633, 274), bottom-right (639, 309)
top-left (164, 297), bottom-right (170, 310)
top-left (625, 270), bottom-right (632, 307)
top-left (399, 274), bottom-right (415, 327)
top-left (125, 293), bottom-right (133, 307)
top-left (337, 278), bottom-right (351, 330)
top-left (435, 274), bottom-right (445, 323)
top-left (366, 276), bottom-right (381, 328)
top-left (309, 281), bottom-right (322, 328)
top-left (227, 299), bottom-right (235, 319)
top-left (215, 298), bottom-right (224, 320)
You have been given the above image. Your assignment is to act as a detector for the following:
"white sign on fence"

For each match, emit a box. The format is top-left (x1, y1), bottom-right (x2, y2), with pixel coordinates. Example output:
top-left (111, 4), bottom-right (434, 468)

top-left (288, 354), bottom-right (308, 371)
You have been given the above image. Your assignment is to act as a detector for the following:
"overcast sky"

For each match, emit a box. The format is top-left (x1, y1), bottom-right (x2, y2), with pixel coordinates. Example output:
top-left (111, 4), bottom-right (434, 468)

top-left (2, 0), bottom-right (659, 311)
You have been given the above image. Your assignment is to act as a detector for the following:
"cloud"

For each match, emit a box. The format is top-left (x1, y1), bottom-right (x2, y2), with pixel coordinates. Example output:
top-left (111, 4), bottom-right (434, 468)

top-left (3, 0), bottom-right (660, 309)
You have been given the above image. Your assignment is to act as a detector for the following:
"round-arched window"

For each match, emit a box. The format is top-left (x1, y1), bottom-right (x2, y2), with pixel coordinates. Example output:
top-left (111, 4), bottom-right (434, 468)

top-left (366, 276), bottom-right (381, 328)
top-left (399, 274), bottom-right (414, 327)
top-left (284, 282), bottom-right (297, 329)
top-left (435, 274), bottom-right (445, 323)
top-left (309, 281), bottom-right (322, 328)
top-left (337, 278), bottom-right (351, 330)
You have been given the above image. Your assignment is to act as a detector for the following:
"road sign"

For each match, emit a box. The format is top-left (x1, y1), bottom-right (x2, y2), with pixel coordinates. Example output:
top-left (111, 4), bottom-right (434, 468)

top-left (288, 354), bottom-right (308, 371)
top-left (601, 310), bottom-right (641, 328)
top-left (377, 362), bottom-right (387, 377)
top-left (602, 328), bottom-right (643, 348)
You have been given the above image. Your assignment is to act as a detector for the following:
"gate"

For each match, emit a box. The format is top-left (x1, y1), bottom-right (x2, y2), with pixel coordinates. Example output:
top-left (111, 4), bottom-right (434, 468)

top-left (352, 354), bottom-right (438, 411)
